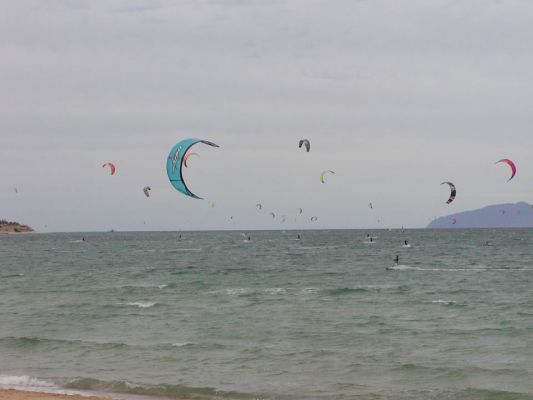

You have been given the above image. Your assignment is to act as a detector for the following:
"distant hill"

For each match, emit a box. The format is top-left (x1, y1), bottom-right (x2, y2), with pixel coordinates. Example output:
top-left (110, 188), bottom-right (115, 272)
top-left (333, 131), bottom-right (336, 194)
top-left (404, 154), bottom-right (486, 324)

top-left (427, 202), bottom-right (533, 229)
top-left (0, 220), bottom-right (35, 233)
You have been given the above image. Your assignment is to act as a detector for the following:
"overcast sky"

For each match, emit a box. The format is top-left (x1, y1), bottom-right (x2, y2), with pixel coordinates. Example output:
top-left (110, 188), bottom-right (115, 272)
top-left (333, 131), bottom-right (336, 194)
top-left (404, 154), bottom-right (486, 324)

top-left (2, 0), bottom-right (533, 232)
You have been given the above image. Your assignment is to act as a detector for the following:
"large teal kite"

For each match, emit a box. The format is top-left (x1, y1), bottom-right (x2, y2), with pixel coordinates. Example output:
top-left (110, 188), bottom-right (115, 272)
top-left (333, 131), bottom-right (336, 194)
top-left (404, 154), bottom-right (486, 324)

top-left (166, 138), bottom-right (219, 199)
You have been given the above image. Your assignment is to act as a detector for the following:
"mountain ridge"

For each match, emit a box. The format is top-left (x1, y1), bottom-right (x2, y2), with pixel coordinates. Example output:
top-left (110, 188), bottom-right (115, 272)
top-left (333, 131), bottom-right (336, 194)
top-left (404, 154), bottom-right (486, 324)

top-left (427, 202), bottom-right (533, 229)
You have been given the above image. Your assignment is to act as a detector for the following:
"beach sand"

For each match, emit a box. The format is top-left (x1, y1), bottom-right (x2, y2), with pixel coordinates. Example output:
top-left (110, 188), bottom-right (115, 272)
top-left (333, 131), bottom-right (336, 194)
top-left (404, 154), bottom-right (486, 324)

top-left (0, 390), bottom-right (112, 400)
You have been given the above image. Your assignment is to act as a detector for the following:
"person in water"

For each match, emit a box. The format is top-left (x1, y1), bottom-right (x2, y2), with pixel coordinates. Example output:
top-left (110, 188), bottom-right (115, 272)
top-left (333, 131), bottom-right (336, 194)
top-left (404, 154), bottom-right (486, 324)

top-left (394, 255), bottom-right (399, 265)
top-left (297, 234), bottom-right (301, 240)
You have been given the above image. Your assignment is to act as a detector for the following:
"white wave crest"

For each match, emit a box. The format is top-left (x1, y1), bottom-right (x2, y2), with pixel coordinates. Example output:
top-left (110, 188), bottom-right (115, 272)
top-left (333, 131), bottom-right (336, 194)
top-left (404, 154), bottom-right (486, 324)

top-left (226, 288), bottom-right (250, 296)
top-left (389, 265), bottom-right (493, 272)
top-left (171, 342), bottom-right (192, 347)
top-left (432, 299), bottom-right (457, 305)
top-left (126, 301), bottom-right (156, 308)
top-left (265, 288), bottom-right (286, 295)
top-left (0, 375), bottom-right (56, 389)
top-left (386, 265), bottom-right (423, 271)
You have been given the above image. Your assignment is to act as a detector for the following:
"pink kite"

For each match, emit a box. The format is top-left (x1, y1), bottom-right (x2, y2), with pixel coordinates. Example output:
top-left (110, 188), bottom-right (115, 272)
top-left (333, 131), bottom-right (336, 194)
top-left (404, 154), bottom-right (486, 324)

top-left (496, 159), bottom-right (516, 181)
top-left (102, 162), bottom-right (116, 175)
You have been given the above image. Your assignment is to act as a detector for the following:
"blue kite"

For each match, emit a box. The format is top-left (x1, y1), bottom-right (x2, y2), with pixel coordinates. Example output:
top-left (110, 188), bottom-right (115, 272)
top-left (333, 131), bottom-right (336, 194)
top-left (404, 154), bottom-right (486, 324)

top-left (166, 138), bottom-right (219, 199)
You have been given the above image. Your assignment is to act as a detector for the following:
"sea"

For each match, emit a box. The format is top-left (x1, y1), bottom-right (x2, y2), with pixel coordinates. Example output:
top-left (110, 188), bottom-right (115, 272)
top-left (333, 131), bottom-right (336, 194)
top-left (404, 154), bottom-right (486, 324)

top-left (0, 229), bottom-right (532, 400)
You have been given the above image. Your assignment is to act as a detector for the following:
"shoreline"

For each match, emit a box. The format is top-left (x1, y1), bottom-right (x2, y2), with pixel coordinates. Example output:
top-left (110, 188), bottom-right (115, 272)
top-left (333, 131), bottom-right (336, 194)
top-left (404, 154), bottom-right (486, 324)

top-left (0, 387), bottom-right (223, 400)
top-left (0, 389), bottom-right (113, 400)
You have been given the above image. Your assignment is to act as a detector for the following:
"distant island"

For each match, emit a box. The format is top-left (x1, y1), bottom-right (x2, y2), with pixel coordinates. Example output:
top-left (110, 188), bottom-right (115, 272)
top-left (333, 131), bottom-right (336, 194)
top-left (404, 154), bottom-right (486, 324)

top-left (427, 201), bottom-right (533, 229)
top-left (0, 219), bottom-right (35, 233)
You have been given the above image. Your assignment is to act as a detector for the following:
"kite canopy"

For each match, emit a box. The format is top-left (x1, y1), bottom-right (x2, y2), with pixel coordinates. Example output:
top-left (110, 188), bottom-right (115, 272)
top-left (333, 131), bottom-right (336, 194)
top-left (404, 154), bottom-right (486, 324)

top-left (496, 159), bottom-right (516, 181)
top-left (298, 208), bottom-right (303, 214)
top-left (320, 170), bottom-right (335, 183)
top-left (102, 162), bottom-right (116, 175)
top-left (269, 212), bottom-right (276, 219)
top-left (441, 182), bottom-right (457, 204)
top-left (256, 203), bottom-right (263, 210)
top-left (143, 186), bottom-right (151, 198)
top-left (166, 138), bottom-right (219, 199)
top-left (310, 216), bottom-right (318, 221)
top-left (299, 139), bottom-right (310, 152)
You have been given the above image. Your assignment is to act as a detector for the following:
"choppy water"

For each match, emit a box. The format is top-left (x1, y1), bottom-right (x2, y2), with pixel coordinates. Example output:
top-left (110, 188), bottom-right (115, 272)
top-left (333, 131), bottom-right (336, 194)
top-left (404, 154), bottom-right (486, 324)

top-left (0, 229), bottom-right (532, 400)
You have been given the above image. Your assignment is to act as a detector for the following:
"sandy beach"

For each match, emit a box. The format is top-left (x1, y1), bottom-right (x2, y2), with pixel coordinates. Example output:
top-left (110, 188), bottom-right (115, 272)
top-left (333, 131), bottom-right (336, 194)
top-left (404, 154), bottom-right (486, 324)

top-left (0, 390), bottom-right (112, 400)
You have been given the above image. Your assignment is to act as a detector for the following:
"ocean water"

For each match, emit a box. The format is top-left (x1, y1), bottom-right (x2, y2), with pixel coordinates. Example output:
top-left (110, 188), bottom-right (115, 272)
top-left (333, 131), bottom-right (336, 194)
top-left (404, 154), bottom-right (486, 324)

top-left (0, 229), bottom-right (532, 400)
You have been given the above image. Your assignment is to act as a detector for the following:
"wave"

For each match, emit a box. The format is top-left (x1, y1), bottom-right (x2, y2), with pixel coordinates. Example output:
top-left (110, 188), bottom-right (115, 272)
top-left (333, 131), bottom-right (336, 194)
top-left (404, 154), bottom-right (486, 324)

top-left (431, 299), bottom-right (465, 307)
top-left (455, 388), bottom-right (533, 400)
top-left (386, 265), bottom-right (489, 272)
top-left (63, 378), bottom-right (251, 400)
top-left (394, 363), bottom-right (528, 379)
top-left (0, 375), bottom-right (254, 400)
top-left (290, 245), bottom-right (339, 250)
top-left (171, 342), bottom-right (194, 347)
top-left (125, 301), bottom-right (157, 308)
top-left (219, 285), bottom-right (407, 298)
top-left (224, 288), bottom-right (251, 296)
top-left (0, 336), bottom-right (200, 353)
top-left (387, 265), bottom-right (533, 272)
top-left (324, 285), bottom-right (405, 296)
top-left (1, 273), bottom-right (24, 278)
top-left (0, 336), bottom-right (129, 350)
top-left (324, 287), bottom-right (372, 296)
top-left (264, 288), bottom-right (286, 295)
top-left (0, 375), bottom-right (56, 389)
top-left (165, 248), bottom-right (202, 252)
top-left (517, 311), bottom-right (533, 317)
top-left (221, 288), bottom-right (288, 296)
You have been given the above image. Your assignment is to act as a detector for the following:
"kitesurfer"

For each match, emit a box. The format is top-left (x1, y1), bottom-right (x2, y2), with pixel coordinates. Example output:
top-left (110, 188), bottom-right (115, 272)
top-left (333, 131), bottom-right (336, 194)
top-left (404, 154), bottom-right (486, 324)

top-left (297, 234), bottom-right (301, 240)
top-left (404, 240), bottom-right (409, 246)
top-left (394, 255), bottom-right (399, 265)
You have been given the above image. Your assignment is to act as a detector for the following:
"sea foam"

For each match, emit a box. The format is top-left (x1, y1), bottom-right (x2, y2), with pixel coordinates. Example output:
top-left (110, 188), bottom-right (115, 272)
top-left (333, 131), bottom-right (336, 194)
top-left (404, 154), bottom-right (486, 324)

top-left (0, 375), bottom-right (56, 389)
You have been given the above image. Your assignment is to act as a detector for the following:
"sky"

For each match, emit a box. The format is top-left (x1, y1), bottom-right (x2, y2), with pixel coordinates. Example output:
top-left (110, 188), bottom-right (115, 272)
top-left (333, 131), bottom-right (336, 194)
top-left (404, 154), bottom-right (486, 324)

top-left (2, 0), bottom-right (533, 232)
